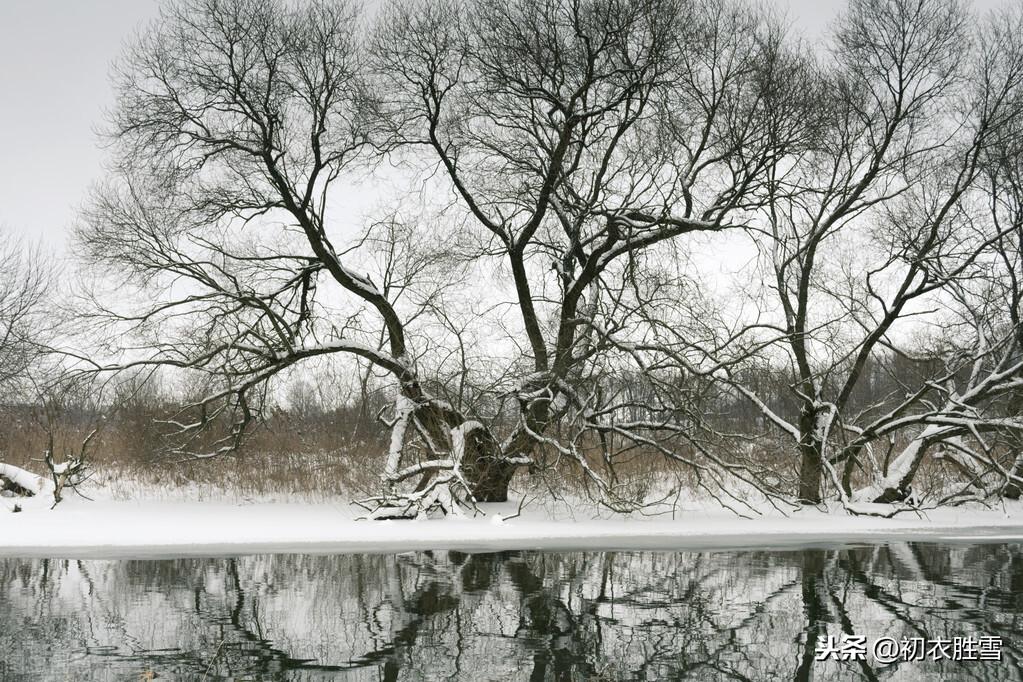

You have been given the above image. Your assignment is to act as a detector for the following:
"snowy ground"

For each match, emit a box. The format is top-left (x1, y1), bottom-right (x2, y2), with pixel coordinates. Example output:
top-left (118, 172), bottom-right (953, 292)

top-left (3, 472), bottom-right (1023, 559)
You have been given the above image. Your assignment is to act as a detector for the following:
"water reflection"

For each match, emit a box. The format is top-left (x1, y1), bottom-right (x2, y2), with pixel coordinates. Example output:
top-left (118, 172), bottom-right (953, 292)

top-left (1, 543), bottom-right (1021, 680)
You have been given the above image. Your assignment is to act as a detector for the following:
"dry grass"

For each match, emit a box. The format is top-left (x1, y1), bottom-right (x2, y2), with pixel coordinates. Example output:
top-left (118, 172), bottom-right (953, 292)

top-left (0, 405), bottom-right (389, 501)
top-left (1, 403), bottom-right (1011, 506)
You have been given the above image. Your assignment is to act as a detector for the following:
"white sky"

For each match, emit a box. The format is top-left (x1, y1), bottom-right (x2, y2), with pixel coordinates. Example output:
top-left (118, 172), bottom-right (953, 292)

top-left (0, 0), bottom-right (1007, 252)
top-left (0, 1), bottom-right (161, 250)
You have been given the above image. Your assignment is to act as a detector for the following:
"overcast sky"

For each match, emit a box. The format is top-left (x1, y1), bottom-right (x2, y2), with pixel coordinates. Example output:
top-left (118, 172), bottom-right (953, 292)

top-left (0, 0), bottom-right (1007, 252)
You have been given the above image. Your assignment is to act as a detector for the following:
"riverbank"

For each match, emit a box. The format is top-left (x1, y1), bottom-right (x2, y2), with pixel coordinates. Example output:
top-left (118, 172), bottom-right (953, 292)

top-left (3, 489), bottom-right (1022, 558)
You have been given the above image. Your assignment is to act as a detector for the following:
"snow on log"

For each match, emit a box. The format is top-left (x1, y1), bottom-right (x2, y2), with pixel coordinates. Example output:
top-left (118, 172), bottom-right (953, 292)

top-left (851, 425), bottom-right (941, 503)
top-left (0, 463), bottom-right (46, 497)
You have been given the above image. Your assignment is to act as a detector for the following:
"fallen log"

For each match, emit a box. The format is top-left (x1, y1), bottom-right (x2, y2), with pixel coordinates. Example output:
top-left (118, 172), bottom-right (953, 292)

top-left (0, 463), bottom-right (43, 498)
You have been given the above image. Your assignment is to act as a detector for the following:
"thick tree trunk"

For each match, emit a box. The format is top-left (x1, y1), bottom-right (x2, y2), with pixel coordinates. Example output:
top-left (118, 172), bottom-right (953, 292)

top-left (797, 440), bottom-right (823, 504)
top-left (461, 428), bottom-right (519, 502)
top-left (797, 407), bottom-right (824, 504)
top-left (840, 449), bottom-right (856, 498)
top-left (469, 461), bottom-right (518, 502)
top-left (461, 384), bottom-right (549, 503)
top-left (375, 390), bottom-right (526, 516)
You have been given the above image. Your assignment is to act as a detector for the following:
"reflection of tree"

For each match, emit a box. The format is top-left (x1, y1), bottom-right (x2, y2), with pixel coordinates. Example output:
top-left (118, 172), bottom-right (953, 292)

top-left (0, 544), bottom-right (1021, 680)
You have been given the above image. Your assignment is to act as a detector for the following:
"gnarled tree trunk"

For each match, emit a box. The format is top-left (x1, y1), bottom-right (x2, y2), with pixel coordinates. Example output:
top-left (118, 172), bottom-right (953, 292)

top-left (462, 431), bottom-right (518, 503)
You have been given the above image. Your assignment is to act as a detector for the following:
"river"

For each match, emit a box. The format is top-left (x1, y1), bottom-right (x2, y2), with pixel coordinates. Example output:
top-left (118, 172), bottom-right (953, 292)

top-left (1, 542), bottom-right (1020, 680)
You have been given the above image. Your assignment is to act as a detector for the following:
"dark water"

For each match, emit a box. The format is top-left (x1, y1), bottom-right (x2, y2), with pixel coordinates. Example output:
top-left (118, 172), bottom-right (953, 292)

top-left (1, 543), bottom-right (1022, 681)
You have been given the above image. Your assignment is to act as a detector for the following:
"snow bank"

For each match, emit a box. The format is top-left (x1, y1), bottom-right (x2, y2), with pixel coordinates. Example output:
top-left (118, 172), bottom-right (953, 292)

top-left (1, 496), bottom-right (1021, 559)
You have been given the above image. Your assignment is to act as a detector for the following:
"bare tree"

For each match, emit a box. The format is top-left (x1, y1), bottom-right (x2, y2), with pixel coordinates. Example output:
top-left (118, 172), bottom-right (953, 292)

top-left (366, 0), bottom-right (816, 514)
top-left (37, 376), bottom-right (100, 508)
top-left (706, 0), bottom-right (1023, 506)
top-left (76, 0), bottom-right (812, 517)
top-left (857, 100), bottom-right (1023, 505)
top-left (75, 0), bottom-right (432, 498)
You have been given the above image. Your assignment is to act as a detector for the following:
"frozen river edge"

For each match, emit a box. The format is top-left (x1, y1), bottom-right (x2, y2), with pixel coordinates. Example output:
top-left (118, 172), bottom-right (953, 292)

top-left (3, 498), bottom-right (1023, 559)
